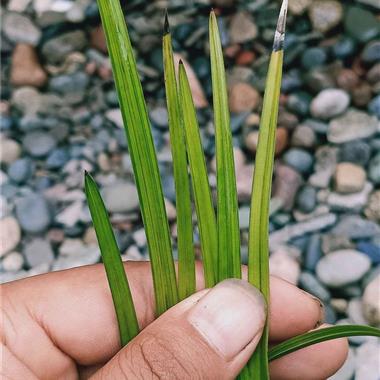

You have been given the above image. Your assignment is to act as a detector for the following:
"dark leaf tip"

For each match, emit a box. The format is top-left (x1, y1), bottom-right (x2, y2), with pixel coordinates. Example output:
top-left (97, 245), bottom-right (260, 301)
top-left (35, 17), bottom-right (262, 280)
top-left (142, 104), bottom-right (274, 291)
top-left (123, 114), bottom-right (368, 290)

top-left (273, 0), bottom-right (288, 51)
top-left (163, 10), bottom-right (170, 35)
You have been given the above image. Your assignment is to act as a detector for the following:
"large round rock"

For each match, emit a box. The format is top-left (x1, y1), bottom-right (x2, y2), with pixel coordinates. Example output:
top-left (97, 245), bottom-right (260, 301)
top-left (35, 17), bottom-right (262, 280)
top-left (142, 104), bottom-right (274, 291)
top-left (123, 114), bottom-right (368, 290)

top-left (316, 249), bottom-right (371, 287)
top-left (102, 182), bottom-right (139, 213)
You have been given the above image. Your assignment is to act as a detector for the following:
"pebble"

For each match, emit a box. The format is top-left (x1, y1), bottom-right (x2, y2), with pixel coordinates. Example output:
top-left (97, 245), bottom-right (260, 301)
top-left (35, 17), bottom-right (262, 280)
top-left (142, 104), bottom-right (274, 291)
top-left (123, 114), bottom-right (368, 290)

top-left (41, 31), bottom-right (87, 64)
top-left (368, 153), bottom-right (380, 185)
top-left (365, 191), bottom-right (380, 223)
top-left (269, 213), bottom-right (337, 250)
top-left (334, 163), bottom-right (366, 194)
top-left (361, 41), bottom-right (380, 64)
top-left (105, 108), bottom-right (123, 128)
top-left (2, 251), bottom-right (24, 272)
top-left (236, 164), bottom-right (254, 202)
top-left (49, 72), bottom-right (89, 95)
top-left (15, 193), bottom-right (52, 233)
top-left (332, 215), bottom-right (380, 240)
top-left (229, 12), bottom-right (258, 44)
top-left (102, 182), bottom-right (139, 213)
top-left (269, 250), bottom-right (300, 285)
top-left (299, 272), bottom-right (331, 302)
top-left (328, 109), bottom-right (378, 144)
top-left (282, 148), bottom-right (314, 174)
top-left (321, 234), bottom-right (353, 254)
top-left (304, 233), bottom-right (322, 271)
top-left (339, 141), bottom-right (370, 167)
top-left (0, 138), bottom-right (21, 164)
top-left (229, 83), bottom-right (260, 113)
top-left (46, 148), bottom-right (70, 169)
top-left (0, 217), bottom-right (21, 257)
top-left (355, 341), bottom-right (380, 380)
top-left (288, 0), bottom-right (312, 15)
top-left (368, 95), bottom-right (380, 118)
top-left (23, 131), bottom-right (57, 158)
top-left (308, 0), bottom-right (343, 33)
top-left (23, 238), bottom-right (54, 267)
top-left (310, 89), bottom-right (350, 120)
top-left (3, 12), bottom-right (41, 46)
top-left (301, 48), bottom-right (327, 70)
top-left (316, 249), bottom-right (371, 287)
top-left (272, 164), bottom-right (303, 211)
top-left (291, 125), bottom-right (315, 148)
top-left (8, 158), bottom-right (34, 184)
top-left (150, 106), bottom-right (168, 129)
top-left (362, 275), bottom-right (380, 327)
top-left (344, 6), bottom-right (380, 43)
top-left (10, 44), bottom-right (47, 88)
top-left (296, 185), bottom-right (317, 213)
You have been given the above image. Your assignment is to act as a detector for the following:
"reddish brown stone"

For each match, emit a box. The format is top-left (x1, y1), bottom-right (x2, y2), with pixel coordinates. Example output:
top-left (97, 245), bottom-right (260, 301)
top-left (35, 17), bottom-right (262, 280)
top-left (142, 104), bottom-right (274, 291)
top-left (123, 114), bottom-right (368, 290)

top-left (337, 69), bottom-right (359, 92)
top-left (275, 127), bottom-right (289, 155)
top-left (90, 25), bottom-right (108, 53)
top-left (229, 82), bottom-right (260, 113)
top-left (236, 50), bottom-right (255, 65)
top-left (352, 82), bottom-right (372, 107)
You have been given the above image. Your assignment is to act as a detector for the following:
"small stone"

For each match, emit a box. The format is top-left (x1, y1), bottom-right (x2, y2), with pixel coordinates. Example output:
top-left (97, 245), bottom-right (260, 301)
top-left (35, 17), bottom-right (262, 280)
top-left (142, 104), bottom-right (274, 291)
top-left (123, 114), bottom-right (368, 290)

top-left (291, 125), bottom-right (315, 148)
top-left (356, 0), bottom-right (380, 9)
top-left (299, 272), bottom-right (331, 302)
top-left (41, 31), bottom-right (87, 64)
top-left (328, 109), bottom-right (378, 144)
top-left (334, 163), bottom-right (366, 194)
top-left (322, 234), bottom-right (353, 254)
top-left (229, 83), bottom-right (260, 113)
top-left (2, 251), bottom-right (24, 272)
top-left (316, 250), bottom-right (371, 287)
top-left (46, 148), bottom-right (69, 169)
top-left (309, 0), bottom-right (343, 33)
top-left (23, 238), bottom-right (54, 268)
top-left (345, 6), bottom-right (380, 43)
top-left (352, 82), bottom-right (372, 108)
top-left (282, 148), bottom-right (314, 174)
top-left (229, 12), bottom-right (257, 43)
top-left (122, 245), bottom-right (144, 261)
top-left (0, 138), bottom-right (21, 164)
top-left (304, 234), bottom-right (322, 271)
top-left (8, 158), bottom-right (34, 184)
top-left (368, 95), bottom-right (380, 118)
top-left (339, 141), bottom-right (370, 167)
top-left (332, 37), bottom-right (356, 60)
top-left (165, 199), bottom-right (176, 222)
top-left (301, 48), bottom-right (327, 70)
top-left (362, 41), bottom-right (380, 64)
top-left (363, 275), bottom-right (380, 327)
top-left (355, 341), bottom-right (380, 380)
top-left (236, 164), bottom-right (254, 202)
top-left (296, 185), bottom-right (317, 213)
top-left (239, 206), bottom-right (250, 230)
top-left (15, 193), bottom-right (52, 233)
top-left (310, 89), bottom-right (350, 120)
top-left (365, 191), bottom-right (380, 223)
top-left (336, 69), bottom-right (359, 92)
top-left (23, 131), bottom-right (56, 158)
top-left (105, 108), bottom-right (123, 128)
top-left (10, 44), bottom-right (47, 88)
top-left (0, 217), bottom-right (21, 257)
top-left (369, 153), bottom-right (380, 185)
top-left (275, 127), bottom-right (288, 155)
top-left (103, 182), bottom-right (139, 213)
top-left (3, 12), bottom-right (41, 46)
top-left (56, 201), bottom-right (83, 228)
top-left (49, 72), bottom-right (89, 95)
top-left (288, 0), bottom-right (312, 15)
top-left (272, 164), bottom-right (303, 211)
top-left (332, 215), bottom-right (380, 239)
top-left (150, 106), bottom-right (168, 129)
top-left (133, 228), bottom-right (147, 248)
top-left (90, 25), bottom-right (107, 53)
top-left (269, 250), bottom-right (300, 285)
top-left (328, 349), bottom-right (356, 380)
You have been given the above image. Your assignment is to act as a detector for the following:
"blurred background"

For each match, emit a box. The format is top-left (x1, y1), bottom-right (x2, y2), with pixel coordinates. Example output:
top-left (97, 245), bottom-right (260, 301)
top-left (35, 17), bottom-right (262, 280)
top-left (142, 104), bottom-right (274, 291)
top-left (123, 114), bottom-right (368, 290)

top-left (0, 0), bottom-right (379, 377)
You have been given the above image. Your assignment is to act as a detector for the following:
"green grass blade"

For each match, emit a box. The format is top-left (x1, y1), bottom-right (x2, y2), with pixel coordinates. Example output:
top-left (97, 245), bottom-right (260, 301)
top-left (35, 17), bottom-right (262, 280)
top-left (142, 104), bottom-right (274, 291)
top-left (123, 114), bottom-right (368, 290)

top-left (178, 61), bottom-right (217, 288)
top-left (209, 11), bottom-right (241, 282)
top-left (242, 1), bottom-right (288, 379)
top-left (163, 14), bottom-right (195, 300)
top-left (97, 0), bottom-right (178, 316)
top-left (84, 172), bottom-right (139, 346)
top-left (269, 325), bottom-right (380, 362)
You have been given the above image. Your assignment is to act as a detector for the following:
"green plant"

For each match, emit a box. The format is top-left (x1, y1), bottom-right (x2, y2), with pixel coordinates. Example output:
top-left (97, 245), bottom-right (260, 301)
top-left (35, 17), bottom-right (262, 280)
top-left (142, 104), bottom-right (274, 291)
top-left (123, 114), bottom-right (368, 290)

top-left (85, 0), bottom-right (380, 377)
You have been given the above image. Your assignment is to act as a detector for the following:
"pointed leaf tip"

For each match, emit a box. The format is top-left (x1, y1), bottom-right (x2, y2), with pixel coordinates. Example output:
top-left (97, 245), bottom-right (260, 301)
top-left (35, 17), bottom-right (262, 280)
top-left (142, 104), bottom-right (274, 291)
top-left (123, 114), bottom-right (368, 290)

top-left (178, 59), bottom-right (184, 65)
top-left (273, 0), bottom-right (288, 51)
top-left (163, 10), bottom-right (170, 35)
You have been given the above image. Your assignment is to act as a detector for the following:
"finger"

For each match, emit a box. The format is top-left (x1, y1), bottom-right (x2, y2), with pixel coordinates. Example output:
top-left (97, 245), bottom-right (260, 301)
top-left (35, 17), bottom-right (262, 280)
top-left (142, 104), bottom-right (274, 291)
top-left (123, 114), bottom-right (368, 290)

top-left (269, 324), bottom-right (349, 380)
top-left (2, 262), bottom-right (321, 368)
top-left (93, 279), bottom-right (266, 380)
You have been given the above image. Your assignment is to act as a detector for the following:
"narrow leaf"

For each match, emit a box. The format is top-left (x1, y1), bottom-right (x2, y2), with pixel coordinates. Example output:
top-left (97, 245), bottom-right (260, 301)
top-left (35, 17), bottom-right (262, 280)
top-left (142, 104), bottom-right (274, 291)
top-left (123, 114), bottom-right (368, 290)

top-left (269, 325), bottom-right (380, 362)
top-left (84, 172), bottom-right (139, 346)
top-left (178, 62), bottom-right (217, 288)
top-left (96, 0), bottom-right (178, 316)
top-left (209, 11), bottom-right (241, 282)
top-left (243, 1), bottom-right (288, 378)
top-left (163, 13), bottom-right (195, 300)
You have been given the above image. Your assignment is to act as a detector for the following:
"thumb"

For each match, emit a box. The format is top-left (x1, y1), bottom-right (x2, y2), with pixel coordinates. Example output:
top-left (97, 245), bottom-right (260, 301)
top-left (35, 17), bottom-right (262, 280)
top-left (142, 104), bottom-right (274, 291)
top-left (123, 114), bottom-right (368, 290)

top-left (93, 279), bottom-right (266, 380)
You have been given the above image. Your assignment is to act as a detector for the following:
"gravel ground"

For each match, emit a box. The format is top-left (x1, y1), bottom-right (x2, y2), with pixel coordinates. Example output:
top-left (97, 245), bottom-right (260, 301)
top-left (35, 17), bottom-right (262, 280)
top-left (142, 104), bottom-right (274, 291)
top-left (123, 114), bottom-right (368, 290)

top-left (0, 0), bottom-right (379, 378)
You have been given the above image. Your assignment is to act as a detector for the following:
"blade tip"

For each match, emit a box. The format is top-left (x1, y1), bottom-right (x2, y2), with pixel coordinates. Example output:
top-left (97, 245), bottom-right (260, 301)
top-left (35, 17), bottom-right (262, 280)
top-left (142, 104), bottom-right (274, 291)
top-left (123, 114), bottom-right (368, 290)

top-left (273, 0), bottom-right (288, 51)
top-left (163, 10), bottom-right (170, 35)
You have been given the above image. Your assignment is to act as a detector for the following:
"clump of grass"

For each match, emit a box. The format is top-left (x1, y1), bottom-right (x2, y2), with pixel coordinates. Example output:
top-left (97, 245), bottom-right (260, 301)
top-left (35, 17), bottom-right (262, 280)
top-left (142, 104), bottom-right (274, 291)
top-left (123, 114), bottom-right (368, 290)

top-left (85, 0), bottom-right (380, 376)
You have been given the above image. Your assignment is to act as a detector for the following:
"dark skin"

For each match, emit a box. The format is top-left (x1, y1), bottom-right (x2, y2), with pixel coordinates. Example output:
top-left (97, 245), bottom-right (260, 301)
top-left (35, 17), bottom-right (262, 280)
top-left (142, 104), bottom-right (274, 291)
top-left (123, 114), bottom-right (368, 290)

top-left (1, 261), bottom-right (348, 379)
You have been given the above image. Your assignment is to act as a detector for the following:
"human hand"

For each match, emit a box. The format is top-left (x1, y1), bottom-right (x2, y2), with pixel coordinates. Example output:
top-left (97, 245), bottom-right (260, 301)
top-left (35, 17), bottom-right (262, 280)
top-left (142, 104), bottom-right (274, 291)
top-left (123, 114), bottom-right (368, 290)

top-left (1, 262), bottom-right (348, 379)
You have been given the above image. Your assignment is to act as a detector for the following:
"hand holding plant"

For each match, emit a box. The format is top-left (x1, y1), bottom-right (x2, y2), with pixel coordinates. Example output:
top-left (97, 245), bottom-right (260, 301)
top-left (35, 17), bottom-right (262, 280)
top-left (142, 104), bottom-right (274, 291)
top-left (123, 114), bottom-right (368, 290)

top-left (2, 262), bottom-right (349, 379)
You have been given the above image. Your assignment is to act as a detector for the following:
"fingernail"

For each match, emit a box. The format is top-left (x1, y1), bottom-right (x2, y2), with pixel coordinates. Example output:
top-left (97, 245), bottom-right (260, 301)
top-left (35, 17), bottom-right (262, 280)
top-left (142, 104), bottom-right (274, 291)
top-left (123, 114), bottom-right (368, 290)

top-left (312, 297), bottom-right (325, 328)
top-left (188, 279), bottom-right (266, 360)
